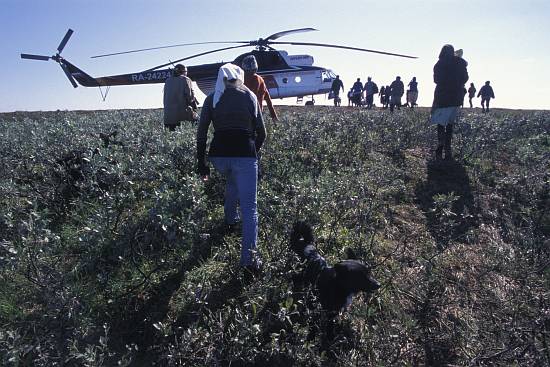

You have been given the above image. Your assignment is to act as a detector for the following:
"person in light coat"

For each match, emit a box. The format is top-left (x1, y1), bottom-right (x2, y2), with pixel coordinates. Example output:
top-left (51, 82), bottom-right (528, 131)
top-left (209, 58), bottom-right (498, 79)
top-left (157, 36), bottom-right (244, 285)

top-left (163, 64), bottom-right (197, 130)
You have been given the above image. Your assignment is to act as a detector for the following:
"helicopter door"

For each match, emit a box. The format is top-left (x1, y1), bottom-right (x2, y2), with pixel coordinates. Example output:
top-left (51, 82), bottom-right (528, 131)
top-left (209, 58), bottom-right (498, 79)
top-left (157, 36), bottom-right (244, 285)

top-left (262, 75), bottom-right (280, 98)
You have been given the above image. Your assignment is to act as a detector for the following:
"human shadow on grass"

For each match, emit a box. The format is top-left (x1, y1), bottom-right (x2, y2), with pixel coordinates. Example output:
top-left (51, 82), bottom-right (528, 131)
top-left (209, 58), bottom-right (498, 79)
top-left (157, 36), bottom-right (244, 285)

top-left (105, 222), bottom-right (243, 364)
top-left (415, 158), bottom-right (478, 250)
top-left (413, 159), bottom-right (479, 365)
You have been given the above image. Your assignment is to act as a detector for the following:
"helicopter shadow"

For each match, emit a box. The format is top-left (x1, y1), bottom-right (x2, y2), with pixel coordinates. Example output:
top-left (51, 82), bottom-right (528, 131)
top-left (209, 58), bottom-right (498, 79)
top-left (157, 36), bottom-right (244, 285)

top-left (414, 159), bottom-right (478, 249)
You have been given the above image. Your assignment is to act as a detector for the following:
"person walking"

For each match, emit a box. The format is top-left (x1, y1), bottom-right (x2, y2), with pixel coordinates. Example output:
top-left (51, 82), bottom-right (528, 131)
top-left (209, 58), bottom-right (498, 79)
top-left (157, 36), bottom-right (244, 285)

top-left (430, 44), bottom-right (469, 160)
top-left (351, 78), bottom-right (364, 106)
top-left (389, 76), bottom-right (404, 112)
top-left (467, 82), bottom-right (476, 108)
top-left (196, 63), bottom-right (266, 272)
top-left (379, 86), bottom-right (386, 108)
top-left (363, 77), bottom-right (379, 109)
top-left (478, 81), bottom-right (495, 112)
top-left (407, 77), bottom-right (418, 108)
top-left (163, 64), bottom-right (197, 131)
top-left (331, 75), bottom-right (345, 107)
top-left (242, 55), bottom-right (279, 121)
top-left (383, 85), bottom-right (391, 108)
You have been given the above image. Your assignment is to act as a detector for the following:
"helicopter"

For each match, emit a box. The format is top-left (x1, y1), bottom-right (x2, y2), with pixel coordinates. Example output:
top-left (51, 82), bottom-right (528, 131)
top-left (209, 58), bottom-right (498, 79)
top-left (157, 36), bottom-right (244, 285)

top-left (21, 28), bottom-right (416, 104)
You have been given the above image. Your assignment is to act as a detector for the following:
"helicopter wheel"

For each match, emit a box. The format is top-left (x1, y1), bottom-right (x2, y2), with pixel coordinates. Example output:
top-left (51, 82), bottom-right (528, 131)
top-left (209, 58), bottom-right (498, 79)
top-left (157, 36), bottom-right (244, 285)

top-left (305, 101), bottom-right (314, 106)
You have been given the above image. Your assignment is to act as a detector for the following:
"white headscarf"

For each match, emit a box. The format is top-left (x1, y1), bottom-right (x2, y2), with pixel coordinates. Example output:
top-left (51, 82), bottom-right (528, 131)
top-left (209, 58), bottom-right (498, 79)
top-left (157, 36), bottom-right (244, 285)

top-left (213, 63), bottom-right (245, 108)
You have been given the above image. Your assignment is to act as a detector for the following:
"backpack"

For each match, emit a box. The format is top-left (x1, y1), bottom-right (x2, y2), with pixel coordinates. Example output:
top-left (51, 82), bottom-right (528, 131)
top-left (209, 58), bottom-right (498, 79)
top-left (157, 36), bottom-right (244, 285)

top-left (372, 82), bottom-right (379, 94)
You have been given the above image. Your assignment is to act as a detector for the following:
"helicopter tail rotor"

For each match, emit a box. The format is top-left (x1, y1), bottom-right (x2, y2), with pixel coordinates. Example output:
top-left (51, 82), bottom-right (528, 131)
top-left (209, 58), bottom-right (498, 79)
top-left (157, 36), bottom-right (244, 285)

top-left (21, 28), bottom-right (79, 88)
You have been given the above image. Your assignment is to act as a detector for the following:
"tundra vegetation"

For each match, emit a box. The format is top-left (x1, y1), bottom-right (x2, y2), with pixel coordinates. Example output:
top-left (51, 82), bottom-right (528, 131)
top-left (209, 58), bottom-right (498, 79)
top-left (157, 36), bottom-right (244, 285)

top-left (0, 106), bottom-right (549, 366)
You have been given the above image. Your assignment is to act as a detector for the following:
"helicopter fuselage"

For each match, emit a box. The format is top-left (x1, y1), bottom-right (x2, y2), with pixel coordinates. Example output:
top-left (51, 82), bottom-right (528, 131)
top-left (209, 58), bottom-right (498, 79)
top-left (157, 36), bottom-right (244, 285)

top-left (65, 49), bottom-right (336, 100)
top-left (23, 28), bottom-right (415, 103)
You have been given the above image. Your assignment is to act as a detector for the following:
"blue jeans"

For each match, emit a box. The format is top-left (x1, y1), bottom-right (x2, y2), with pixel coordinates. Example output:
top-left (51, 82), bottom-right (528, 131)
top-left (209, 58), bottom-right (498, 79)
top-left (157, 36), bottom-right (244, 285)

top-left (209, 157), bottom-right (258, 266)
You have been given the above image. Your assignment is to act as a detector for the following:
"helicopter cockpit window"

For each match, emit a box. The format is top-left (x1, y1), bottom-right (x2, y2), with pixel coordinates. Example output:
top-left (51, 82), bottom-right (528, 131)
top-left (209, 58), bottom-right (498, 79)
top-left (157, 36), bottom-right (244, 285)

top-left (322, 70), bottom-right (336, 82)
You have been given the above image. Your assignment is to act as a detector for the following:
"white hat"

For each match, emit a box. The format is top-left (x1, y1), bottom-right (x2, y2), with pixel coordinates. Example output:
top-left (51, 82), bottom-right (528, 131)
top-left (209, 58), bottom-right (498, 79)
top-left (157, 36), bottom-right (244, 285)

top-left (213, 63), bottom-right (245, 107)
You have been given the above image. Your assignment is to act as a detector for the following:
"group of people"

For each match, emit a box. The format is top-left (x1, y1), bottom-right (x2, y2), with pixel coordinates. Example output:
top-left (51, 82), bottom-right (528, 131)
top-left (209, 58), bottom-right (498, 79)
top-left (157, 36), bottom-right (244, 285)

top-left (331, 75), bottom-right (419, 111)
top-left (161, 45), bottom-right (494, 273)
top-left (465, 81), bottom-right (496, 112)
top-left (163, 56), bottom-right (278, 131)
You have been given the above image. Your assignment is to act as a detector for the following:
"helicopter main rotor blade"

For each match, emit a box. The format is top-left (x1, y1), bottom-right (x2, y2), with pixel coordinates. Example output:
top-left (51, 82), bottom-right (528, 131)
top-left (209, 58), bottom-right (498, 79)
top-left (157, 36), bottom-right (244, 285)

top-left (145, 44), bottom-right (251, 71)
top-left (91, 41), bottom-right (250, 58)
top-left (21, 53), bottom-right (51, 61)
top-left (57, 29), bottom-right (74, 54)
top-left (270, 41), bottom-right (417, 59)
top-left (265, 28), bottom-right (318, 41)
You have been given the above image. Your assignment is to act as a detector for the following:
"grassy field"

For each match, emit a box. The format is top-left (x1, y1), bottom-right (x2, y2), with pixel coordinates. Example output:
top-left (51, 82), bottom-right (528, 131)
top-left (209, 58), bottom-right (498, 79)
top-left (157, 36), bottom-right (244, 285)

top-left (0, 106), bottom-right (549, 366)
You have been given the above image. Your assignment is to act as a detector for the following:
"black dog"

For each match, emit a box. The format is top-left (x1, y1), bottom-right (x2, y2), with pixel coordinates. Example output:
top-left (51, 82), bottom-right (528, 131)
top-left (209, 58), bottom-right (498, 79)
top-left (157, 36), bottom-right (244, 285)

top-left (290, 221), bottom-right (380, 315)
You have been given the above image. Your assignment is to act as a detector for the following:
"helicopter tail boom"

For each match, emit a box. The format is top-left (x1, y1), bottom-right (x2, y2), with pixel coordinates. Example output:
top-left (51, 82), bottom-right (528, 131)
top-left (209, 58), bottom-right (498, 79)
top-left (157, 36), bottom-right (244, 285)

top-left (62, 59), bottom-right (99, 87)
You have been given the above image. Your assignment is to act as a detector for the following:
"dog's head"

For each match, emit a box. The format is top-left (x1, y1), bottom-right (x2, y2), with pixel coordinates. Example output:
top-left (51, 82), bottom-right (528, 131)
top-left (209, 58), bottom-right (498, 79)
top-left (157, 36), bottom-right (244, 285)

top-left (334, 260), bottom-right (380, 293)
top-left (290, 221), bottom-right (314, 257)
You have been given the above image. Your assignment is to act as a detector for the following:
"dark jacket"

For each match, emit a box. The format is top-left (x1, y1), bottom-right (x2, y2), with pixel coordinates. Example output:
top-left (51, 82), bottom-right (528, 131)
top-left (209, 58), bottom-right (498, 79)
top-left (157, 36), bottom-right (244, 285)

top-left (390, 80), bottom-right (404, 97)
top-left (432, 49), bottom-right (469, 108)
top-left (352, 81), bottom-right (363, 94)
top-left (197, 86), bottom-right (266, 166)
top-left (331, 78), bottom-right (344, 93)
top-left (478, 85), bottom-right (495, 99)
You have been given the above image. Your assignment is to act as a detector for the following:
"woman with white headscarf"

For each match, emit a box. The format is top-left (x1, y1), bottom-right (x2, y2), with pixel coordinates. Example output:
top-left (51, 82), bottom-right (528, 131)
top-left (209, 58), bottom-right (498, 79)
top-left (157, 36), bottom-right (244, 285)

top-left (196, 63), bottom-right (266, 272)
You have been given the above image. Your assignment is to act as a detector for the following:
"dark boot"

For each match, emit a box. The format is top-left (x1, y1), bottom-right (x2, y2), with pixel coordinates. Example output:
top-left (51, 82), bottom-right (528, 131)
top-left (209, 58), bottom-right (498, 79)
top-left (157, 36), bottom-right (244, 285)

top-left (444, 124), bottom-right (453, 160)
top-left (436, 124), bottom-right (445, 160)
top-left (436, 146), bottom-right (443, 160)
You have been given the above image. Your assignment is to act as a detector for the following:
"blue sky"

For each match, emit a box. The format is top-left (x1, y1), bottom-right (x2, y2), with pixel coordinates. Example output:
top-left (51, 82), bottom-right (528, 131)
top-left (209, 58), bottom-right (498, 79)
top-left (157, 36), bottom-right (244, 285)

top-left (2, 0), bottom-right (550, 111)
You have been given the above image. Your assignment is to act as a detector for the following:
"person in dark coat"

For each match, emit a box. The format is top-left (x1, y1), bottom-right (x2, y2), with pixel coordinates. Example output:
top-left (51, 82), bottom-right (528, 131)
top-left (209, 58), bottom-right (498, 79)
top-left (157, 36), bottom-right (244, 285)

top-left (468, 83), bottom-right (476, 108)
top-left (431, 44), bottom-right (468, 160)
top-left (351, 78), bottom-right (364, 106)
top-left (477, 81), bottom-right (495, 112)
top-left (389, 76), bottom-right (404, 112)
top-left (197, 63), bottom-right (266, 272)
top-left (331, 75), bottom-right (345, 107)
top-left (363, 77), bottom-right (378, 109)
top-left (379, 86), bottom-right (386, 107)
top-left (407, 77), bottom-right (418, 108)
top-left (383, 85), bottom-right (390, 108)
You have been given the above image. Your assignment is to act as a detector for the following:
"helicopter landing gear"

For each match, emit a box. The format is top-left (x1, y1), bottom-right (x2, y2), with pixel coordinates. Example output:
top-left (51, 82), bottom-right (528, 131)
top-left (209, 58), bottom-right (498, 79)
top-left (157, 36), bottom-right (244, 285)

top-left (305, 95), bottom-right (315, 106)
